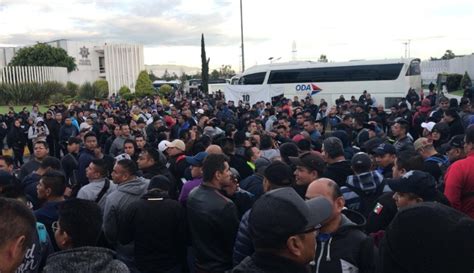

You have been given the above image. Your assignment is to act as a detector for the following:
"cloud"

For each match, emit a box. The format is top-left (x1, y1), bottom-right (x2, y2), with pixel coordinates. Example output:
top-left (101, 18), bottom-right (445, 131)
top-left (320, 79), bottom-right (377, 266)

top-left (0, 0), bottom-right (250, 47)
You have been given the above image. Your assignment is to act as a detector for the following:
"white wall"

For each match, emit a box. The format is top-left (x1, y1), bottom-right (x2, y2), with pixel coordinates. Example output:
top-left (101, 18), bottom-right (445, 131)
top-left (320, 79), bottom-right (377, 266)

top-left (421, 54), bottom-right (474, 85)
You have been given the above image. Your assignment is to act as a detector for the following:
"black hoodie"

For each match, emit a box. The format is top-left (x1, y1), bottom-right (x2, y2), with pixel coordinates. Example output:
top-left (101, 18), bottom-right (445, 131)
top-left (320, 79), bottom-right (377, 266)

top-left (313, 209), bottom-right (376, 273)
top-left (322, 160), bottom-right (353, 187)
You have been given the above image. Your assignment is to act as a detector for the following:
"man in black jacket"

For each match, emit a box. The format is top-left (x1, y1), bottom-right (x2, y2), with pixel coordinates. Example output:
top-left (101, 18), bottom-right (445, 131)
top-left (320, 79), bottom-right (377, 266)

top-left (187, 153), bottom-right (239, 273)
top-left (321, 137), bottom-right (353, 187)
top-left (306, 178), bottom-right (376, 273)
top-left (60, 137), bottom-right (81, 188)
top-left (119, 175), bottom-right (186, 273)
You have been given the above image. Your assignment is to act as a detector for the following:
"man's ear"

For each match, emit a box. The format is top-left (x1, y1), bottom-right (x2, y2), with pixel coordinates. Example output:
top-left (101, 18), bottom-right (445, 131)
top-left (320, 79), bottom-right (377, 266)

top-left (286, 235), bottom-right (303, 257)
top-left (8, 235), bottom-right (27, 262)
top-left (45, 187), bottom-right (52, 198)
top-left (335, 196), bottom-right (345, 212)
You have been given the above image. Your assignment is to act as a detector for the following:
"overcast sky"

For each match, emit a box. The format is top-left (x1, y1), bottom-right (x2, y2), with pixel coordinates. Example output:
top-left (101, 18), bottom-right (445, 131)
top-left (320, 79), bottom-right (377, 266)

top-left (1, 0), bottom-right (473, 71)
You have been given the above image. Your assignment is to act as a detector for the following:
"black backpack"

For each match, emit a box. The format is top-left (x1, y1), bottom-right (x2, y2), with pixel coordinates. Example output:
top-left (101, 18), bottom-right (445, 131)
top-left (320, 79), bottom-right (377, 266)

top-left (345, 181), bottom-right (386, 218)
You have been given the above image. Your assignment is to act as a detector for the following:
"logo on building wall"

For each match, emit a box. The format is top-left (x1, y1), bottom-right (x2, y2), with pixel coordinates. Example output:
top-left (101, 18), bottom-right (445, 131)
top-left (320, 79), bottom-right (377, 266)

top-left (79, 46), bottom-right (91, 66)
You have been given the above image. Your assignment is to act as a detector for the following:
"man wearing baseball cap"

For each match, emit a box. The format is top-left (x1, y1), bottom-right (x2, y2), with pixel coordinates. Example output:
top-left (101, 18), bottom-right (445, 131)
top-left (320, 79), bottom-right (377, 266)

top-left (444, 134), bottom-right (466, 164)
top-left (387, 170), bottom-right (449, 209)
top-left (232, 187), bottom-right (332, 273)
top-left (289, 152), bottom-right (326, 198)
top-left (413, 137), bottom-right (448, 186)
top-left (165, 139), bottom-right (189, 188)
top-left (373, 143), bottom-right (397, 178)
top-left (179, 151), bottom-right (208, 206)
top-left (233, 161), bottom-right (296, 266)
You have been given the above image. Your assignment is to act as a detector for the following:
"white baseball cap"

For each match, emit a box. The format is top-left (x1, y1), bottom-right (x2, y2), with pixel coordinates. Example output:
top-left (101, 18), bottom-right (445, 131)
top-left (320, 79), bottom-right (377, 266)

top-left (158, 140), bottom-right (171, 152)
top-left (421, 122), bottom-right (436, 132)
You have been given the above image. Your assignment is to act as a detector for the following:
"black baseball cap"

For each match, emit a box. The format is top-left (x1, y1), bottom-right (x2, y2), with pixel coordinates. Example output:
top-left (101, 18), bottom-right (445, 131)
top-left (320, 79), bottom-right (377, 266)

top-left (289, 152), bottom-right (325, 173)
top-left (445, 135), bottom-right (465, 151)
top-left (249, 187), bottom-right (332, 243)
top-left (386, 170), bottom-right (437, 201)
top-left (351, 152), bottom-right (372, 171)
top-left (373, 143), bottom-right (397, 156)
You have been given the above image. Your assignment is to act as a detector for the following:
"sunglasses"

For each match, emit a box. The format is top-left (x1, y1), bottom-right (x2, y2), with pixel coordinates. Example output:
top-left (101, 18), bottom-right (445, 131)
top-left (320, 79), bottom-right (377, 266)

top-left (52, 221), bottom-right (60, 233)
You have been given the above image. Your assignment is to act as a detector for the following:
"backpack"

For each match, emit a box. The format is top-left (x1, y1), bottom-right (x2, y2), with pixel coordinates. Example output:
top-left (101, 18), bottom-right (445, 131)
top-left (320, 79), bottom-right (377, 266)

top-left (345, 180), bottom-right (386, 218)
top-left (425, 155), bottom-right (449, 187)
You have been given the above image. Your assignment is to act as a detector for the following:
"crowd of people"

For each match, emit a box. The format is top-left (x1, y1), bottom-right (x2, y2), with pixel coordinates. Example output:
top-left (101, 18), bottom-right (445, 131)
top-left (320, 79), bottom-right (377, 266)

top-left (0, 86), bottom-right (474, 273)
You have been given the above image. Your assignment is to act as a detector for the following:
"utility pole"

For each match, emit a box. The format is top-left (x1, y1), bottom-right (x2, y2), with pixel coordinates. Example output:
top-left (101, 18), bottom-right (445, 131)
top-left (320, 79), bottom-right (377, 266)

top-left (240, 0), bottom-right (245, 72)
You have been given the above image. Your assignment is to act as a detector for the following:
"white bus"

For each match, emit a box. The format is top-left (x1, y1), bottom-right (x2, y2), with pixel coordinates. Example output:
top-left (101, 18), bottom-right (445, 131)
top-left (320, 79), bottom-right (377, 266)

top-left (231, 58), bottom-right (421, 108)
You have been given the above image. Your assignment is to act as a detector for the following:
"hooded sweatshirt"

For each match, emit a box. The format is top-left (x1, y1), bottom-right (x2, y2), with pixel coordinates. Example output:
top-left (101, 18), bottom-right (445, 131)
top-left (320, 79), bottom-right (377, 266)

top-left (103, 178), bottom-right (149, 248)
top-left (42, 246), bottom-right (129, 273)
top-left (313, 209), bottom-right (375, 273)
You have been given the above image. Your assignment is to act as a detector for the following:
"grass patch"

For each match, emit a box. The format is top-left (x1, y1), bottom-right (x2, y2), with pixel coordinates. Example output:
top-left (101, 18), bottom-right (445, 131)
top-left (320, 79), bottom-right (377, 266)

top-left (449, 89), bottom-right (463, 96)
top-left (0, 105), bottom-right (49, 114)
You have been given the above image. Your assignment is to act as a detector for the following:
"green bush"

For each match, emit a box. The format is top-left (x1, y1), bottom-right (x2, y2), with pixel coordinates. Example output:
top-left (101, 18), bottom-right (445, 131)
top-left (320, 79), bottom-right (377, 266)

top-left (119, 85), bottom-right (131, 96)
top-left (445, 73), bottom-right (463, 92)
top-left (122, 93), bottom-right (136, 101)
top-left (93, 80), bottom-right (109, 98)
top-left (65, 81), bottom-right (79, 97)
top-left (50, 93), bottom-right (65, 104)
top-left (78, 81), bottom-right (109, 100)
top-left (461, 71), bottom-right (472, 89)
top-left (0, 82), bottom-right (60, 105)
top-left (135, 70), bottom-right (154, 97)
top-left (78, 82), bottom-right (95, 100)
top-left (159, 84), bottom-right (173, 96)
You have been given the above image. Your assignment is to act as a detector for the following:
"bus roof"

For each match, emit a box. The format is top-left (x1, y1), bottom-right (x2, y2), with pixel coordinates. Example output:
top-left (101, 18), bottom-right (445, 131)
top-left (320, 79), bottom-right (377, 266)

top-left (242, 58), bottom-right (420, 75)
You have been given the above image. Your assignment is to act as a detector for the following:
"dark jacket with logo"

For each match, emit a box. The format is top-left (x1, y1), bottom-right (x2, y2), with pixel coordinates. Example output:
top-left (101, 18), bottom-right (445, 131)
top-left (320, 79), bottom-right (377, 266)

top-left (313, 209), bottom-right (376, 273)
top-left (233, 252), bottom-right (310, 273)
top-left (187, 184), bottom-right (240, 272)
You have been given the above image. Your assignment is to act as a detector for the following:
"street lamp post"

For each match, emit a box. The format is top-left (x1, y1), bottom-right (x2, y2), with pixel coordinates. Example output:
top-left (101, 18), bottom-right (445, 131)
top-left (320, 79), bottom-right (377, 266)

top-left (240, 0), bottom-right (245, 72)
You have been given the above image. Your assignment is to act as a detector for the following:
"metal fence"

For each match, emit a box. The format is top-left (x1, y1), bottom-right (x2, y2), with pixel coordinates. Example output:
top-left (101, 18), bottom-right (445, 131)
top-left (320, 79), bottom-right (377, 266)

top-left (0, 66), bottom-right (68, 84)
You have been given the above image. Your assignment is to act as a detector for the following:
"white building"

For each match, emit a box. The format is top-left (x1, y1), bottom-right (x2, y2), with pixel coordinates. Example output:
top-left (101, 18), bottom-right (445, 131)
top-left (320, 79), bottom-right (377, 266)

top-left (0, 39), bottom-right (145, 94)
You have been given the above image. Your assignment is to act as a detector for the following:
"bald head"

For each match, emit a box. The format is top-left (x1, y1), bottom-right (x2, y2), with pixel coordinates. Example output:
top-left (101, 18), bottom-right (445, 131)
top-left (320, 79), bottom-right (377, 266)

top-left (205, 144), bottom-right (223, 154)
top-left (306, 178), bottom-right (341, 201)
top-left (306, 178), bottom-right (345, 231)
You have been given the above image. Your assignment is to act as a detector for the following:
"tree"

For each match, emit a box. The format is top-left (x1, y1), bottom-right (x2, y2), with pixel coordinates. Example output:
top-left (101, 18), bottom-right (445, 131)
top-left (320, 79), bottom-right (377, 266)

top-left (135, 70), bottom-right (154, 97)
top-left (318, 54), bottom-right (328, 63)
top-left (210, 69), bottom-right (220, 80)
top-left (219, 65), bottom-right (235, 78)
top-left (149, 71), bottom-right (159, 82)
top-left (461, 71), bottom-right (472, 88)
top-left (162, 69), bottom-right (171, 81)
top-left (441, 50), bottom-right (456, 60)
top-left (201, 34), bottom-right (210, 94)
top-left (9, 43), bottom-right (77, 72)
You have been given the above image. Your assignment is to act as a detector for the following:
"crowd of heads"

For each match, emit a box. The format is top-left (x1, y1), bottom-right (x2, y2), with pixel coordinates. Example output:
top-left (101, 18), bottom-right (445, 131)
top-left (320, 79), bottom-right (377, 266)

top-left (0, 87), bottom-right (473, 273)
